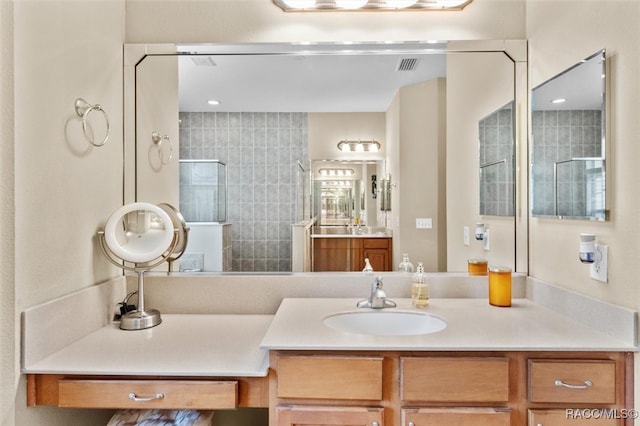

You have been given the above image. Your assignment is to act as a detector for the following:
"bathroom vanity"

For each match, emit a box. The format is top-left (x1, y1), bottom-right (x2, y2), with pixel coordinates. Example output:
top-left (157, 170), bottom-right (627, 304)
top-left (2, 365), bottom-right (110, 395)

top-left (262, 298), bottom-right (634, 426)
top-left (22, 276), bottom-right (637, 426)
top-left (311, 227), bottom-right (392, 272)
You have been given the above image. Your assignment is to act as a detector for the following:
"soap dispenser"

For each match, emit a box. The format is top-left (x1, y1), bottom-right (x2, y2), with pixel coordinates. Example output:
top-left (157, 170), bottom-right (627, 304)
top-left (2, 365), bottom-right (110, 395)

top-left (411, 262), bottom-right (429, 308)
top-left (362, 258), bottom-right (374, 274)
top-left (398, 253), bottom-right (414, 273)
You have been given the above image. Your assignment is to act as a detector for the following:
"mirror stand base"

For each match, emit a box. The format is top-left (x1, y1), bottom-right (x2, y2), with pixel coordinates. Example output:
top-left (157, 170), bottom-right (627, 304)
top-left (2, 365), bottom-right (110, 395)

top-left (119, 309), bottom-right (162, 330)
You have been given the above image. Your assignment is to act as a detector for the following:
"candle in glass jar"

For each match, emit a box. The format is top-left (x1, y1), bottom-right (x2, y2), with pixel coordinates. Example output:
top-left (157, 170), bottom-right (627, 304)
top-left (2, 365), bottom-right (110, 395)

top-left (467, 259), bottom-right (488, 276)
top-left (488, 266), bottom-right (512, 307)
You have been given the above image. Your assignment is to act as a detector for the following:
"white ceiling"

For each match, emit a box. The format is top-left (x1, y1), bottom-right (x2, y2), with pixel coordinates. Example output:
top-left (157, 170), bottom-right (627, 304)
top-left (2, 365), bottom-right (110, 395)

top-left (178, 52), bottom-right (447, 112)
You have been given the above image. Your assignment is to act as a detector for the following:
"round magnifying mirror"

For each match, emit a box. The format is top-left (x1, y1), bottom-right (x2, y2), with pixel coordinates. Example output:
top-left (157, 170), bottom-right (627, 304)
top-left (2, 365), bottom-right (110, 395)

top-left (104, 202), bottom-right (175, 264)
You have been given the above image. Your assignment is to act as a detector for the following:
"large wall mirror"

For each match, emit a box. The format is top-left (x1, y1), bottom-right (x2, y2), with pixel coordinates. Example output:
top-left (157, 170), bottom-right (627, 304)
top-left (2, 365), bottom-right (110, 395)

top-left (124, 41), bottom-right (527, 274)
top-left (531, 49), bottom-right (607, 220)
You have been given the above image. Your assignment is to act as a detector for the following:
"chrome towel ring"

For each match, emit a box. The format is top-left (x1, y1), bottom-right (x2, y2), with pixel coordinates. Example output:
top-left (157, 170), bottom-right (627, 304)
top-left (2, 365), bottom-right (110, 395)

top-left (152, 131), bottom-right (173, 165)
top-left (74, 98), bottom-right (110, 147)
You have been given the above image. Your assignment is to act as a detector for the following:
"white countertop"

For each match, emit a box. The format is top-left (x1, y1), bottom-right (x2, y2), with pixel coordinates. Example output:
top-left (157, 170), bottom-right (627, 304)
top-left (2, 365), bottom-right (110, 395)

top-left (24, 314), bottom-right (273, 377)
top-left (261, 298), bottom-right (637, 352)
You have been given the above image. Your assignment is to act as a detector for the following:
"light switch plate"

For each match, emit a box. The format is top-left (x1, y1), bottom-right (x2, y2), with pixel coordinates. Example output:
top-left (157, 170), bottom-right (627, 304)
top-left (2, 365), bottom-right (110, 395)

top-left (463, 226), bottom-right (470, 246)
top-left (483, 229), bottom-right (490, 251)
top-left (416, 218), bottom-right (432, 229)
top-left (590, 244), bottom-right (608, 283)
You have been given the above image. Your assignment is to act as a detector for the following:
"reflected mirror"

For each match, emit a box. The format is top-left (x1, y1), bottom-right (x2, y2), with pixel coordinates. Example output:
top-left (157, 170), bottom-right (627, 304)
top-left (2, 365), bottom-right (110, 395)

top-left (531, 49), bottom-right (607, 220)
top-left (126, 41), bottom-right (525, 273)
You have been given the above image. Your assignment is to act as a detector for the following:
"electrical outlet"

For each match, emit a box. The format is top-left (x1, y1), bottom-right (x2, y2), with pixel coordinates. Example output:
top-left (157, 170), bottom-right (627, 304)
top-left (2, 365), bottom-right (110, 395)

top-left (590, 244), bottom-right (608, 283)
top-left (463, 226), bottom-right (470, 246)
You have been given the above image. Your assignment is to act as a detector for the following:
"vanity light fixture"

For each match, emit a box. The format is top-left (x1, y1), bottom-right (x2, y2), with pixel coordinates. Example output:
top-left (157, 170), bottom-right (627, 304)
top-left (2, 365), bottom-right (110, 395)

top-left (335, 0), bottom-right (368, 8)
top-left (274, 0), bottom-right (473, 11)
top-left (385, 0), bottom-right (418, 7)
top-left (319, 168), bottom-right (356, 177)
top-left (338, 140), bottom-right (381, 153)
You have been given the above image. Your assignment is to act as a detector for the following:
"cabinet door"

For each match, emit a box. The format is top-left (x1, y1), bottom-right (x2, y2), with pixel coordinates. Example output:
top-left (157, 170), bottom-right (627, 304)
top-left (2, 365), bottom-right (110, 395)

top-left (362, 238), bottom-right (391, 271)
top-left (363, 248), bottom-right (389, 271)
top-left (529, 409), bottom-right (620, 426)
top-left (403, 407), bottom-right (510, 426)
top-left (277, 405), bottom-right (384, 426)
top-left (313, 238), bottom-right (352, 271)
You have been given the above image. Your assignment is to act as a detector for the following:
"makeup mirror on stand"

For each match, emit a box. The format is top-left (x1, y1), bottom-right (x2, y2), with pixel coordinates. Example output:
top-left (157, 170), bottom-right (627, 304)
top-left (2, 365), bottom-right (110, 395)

top-left (98, 202), bottom-right (185, 330)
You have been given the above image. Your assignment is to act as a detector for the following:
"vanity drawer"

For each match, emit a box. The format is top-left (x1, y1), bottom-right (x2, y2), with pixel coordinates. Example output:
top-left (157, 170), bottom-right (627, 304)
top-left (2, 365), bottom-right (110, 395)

top-left (276, 355), bottom-right (383, 400)
top-left (58, 379), bottom-right (237, 409)
top-left (529, 409), bottom-right (619, 425)
top-left (528, 360), bottom-right (616, 403)
top-left (362, 238), bottom-right (389, 249)
top-left (403, 407), bottom-right (511, 426)
top-left (401, 357), bottom-right (510, 403)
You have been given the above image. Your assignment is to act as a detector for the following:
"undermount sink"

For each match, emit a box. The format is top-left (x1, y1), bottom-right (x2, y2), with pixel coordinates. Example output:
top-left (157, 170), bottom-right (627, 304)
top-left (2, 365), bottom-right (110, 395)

top-left (323, 310), bottom-right (447, 336)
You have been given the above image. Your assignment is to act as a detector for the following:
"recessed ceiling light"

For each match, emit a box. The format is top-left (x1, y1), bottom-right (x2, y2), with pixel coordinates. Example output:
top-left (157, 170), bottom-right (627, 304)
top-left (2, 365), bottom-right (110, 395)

top-left (551, 98), bottom-right (566, 104)
top-left (207, 100), bottom-right (221, 106)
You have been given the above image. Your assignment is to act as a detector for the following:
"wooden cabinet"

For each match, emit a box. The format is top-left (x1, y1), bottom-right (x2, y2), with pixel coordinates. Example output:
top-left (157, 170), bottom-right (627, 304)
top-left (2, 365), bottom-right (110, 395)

top-left (362, 238), bottom-right (392, 271)
top-left (528, 360), bottom-right (616, 404)
top-left (401, 357), bottom-right (510, 403)
top-left (58, 379), bottom-right (237, 409)
top-left (528, 409), bottom-right (619, 426)
top-left (27, 375), bottom-right (269, 409)
top-left (313, 237), bottom-right (392, 272)
top-left (277, 406), bottom-right (384, 426)
top-left (527, 359), bottom-right (625, 426)
top-left (403, 408), bottom-right (511, 426)
top-left (270, 351), bottom-right (632, 426)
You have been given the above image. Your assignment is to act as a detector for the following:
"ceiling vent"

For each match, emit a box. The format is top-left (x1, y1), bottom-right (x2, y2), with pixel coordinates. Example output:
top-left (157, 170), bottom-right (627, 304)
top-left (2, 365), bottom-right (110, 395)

top-left (397, 57), bottom-right (420, 71)
top-left (191, 56), bottom-right (217, 67)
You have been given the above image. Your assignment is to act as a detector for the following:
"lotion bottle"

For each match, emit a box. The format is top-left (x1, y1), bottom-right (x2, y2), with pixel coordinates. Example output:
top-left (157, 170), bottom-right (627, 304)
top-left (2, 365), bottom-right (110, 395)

top-left (411, 262), bottom-right (428, 308)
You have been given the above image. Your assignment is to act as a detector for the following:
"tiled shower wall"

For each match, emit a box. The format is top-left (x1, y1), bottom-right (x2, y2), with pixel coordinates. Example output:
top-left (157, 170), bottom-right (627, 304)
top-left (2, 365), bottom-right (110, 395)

top-left (531, 110), bottom-right (602, 217)
top-left (478, 104), bottom-right (514, 216)
top-left (179, 112), bottom-right (309, 272)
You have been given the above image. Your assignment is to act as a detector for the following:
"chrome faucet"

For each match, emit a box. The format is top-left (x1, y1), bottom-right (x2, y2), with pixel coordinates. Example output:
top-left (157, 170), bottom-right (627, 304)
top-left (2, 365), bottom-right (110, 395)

top-left (357, 276), bottom-right (397, 309)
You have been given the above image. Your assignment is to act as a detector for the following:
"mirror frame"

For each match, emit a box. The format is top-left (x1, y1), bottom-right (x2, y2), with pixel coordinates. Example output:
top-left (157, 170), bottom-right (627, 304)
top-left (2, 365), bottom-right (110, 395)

top-left (124, 40), bottom-right (529, 274)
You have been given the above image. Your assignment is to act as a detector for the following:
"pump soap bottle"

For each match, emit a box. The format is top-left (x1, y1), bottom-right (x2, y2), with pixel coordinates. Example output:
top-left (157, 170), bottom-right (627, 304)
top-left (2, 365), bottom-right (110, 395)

top-left (411, 262), bottom-right (428, 308)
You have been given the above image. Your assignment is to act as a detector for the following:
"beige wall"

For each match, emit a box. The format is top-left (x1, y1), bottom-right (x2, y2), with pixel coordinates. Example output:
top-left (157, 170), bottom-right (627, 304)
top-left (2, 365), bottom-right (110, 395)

top-left (387, 79), bottom-right (447, 271)
top-left (7, 1), bottom-right (126, 425)
top-left (526, 0), bottom-right (640, 309)
top-left (125, 0), bottom-right (526, 44)
top-left (0, 1), bottom-right (15, 425)
top-left (446, 51), bottom-right (517, 271)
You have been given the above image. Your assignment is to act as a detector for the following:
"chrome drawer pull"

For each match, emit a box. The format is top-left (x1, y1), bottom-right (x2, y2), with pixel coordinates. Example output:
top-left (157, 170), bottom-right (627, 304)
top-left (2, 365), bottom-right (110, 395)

top-left (554, 379), bottom-right (593, 389)
top-left (128, 392), bottom-right (165, 402)
top-left (408, 423), bottom-right (415, 426)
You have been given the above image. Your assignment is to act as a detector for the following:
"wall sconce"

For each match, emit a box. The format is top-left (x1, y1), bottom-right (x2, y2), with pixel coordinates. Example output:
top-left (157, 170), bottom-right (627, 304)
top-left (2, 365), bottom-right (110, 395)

top-left (274, 0), bottom-right (473, 11)
top-left (579, 233), bottom-right (608, 283)
top-left (338, 140), bottom-right (380, 153)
